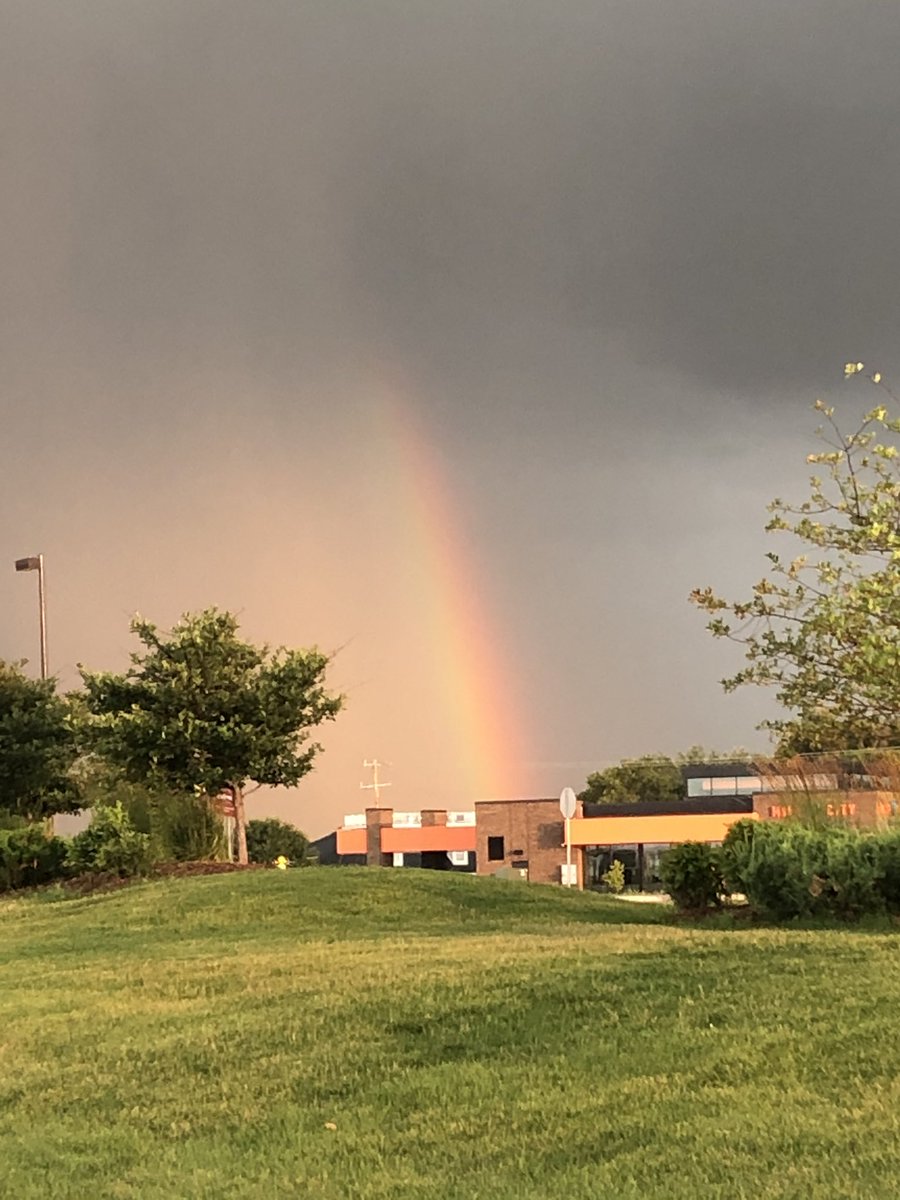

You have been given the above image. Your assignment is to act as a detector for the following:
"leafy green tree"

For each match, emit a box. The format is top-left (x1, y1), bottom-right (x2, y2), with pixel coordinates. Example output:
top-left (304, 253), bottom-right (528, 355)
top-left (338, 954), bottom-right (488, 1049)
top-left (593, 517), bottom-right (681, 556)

top-left (80, 610), bottom-right (343, 864)
top-left (580, 755), bottom-right (683, 806)
top-left (0, 660), bottom-right (80, 823)
top-left (692, 365), bottom-right (900, 753)
top-left (246, 817), bottom-right (310, 866)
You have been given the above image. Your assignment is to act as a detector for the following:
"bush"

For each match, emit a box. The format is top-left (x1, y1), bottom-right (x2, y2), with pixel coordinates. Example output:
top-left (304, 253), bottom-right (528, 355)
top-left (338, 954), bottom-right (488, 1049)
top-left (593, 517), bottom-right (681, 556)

top-left (67, 803), bottom-right (151, 877)
top-left (600, 858), bottom-right (626, 894)
top-left (720, 818), bottom-right (757, 895)
top-left (724, 819), bottom-right (889, 920)
top-left (877, 827), bottom-right (900, 915)
top-left (246, 818), bottom-right (310, 866)
top-left (660, 842), bottom-right (724, 912)
top-left (817, 827), bottom-right (883, 919)
top-left (0, 826), bottom-right (69, 891)
top-left (149, 793), bottom-right (226, 862)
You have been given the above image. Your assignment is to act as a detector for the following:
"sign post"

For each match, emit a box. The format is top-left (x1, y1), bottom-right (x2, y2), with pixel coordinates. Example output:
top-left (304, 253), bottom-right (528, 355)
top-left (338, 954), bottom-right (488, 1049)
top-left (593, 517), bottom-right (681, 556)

top-left (559, 787), bottom-right (577, 887)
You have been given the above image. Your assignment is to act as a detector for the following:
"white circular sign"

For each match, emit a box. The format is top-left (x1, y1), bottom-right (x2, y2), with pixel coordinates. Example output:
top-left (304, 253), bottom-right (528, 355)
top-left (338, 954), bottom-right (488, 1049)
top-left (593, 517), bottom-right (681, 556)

top-left (559, 787), bottom-right (577, 820)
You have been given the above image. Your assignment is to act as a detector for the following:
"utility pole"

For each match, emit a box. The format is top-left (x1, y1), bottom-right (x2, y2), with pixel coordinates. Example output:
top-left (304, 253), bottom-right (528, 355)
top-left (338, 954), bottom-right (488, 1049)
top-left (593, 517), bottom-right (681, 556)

top-left (360, 759), bottom-right (392, 804)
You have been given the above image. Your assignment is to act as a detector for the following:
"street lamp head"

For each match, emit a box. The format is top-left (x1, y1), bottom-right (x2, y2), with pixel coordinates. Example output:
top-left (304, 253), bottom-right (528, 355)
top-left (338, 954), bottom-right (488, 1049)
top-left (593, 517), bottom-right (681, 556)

top-left (15, 556), bottom-right (40, 572)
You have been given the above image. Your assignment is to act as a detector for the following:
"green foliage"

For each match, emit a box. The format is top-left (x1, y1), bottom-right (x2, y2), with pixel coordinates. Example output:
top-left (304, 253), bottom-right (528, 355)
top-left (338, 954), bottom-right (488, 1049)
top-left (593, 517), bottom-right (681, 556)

top-left (246, 817), bottom-right (310, 866)
top-left (581, 755), bottom-right (683, 806)
top-left (150, 792), bottom-right (226, 862)
top-left (600, 858), bottom-right (626, 893)
top-left (723, 818), bottom-right (895, 920)
top-left (79, 609), bottom-right (344, 799)
top-left (659, 842), bottom-right (724, 912)
top-left (0, 660), bottom-right (80, 822)
top-left (692, 370), bottom-right (900, 753)
top-left (67, 803), bottom-right (152, 878)
top-left (581, 748), bottom-right (755, 806)
top-left (877, 827), bottom-right (900, 913)
top-left (0, 826), bottom-right (69, 891)
top-left (77, 760), bottom-right (225, 863)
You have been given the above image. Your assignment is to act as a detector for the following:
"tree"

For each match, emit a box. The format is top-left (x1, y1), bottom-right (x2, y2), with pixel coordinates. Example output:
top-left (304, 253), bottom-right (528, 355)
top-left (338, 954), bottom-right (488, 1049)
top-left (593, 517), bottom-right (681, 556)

top-left (580, 755), bottom-right (683, 806)
top-left (0, 660), bottom-right (80, 823)
top-left (246, 818), bottom-right (310, 866)
top-left (80, 610), bottom-right (343, 863)
top-left (692, 364), bottom-right (900, 753)
top-left (579, 747), bottom-right (755, 806)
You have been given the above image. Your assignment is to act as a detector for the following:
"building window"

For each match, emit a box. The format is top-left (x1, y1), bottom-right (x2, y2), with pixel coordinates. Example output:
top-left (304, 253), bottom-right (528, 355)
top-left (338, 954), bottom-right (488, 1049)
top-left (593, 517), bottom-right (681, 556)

top-left (487, 836), bottom-right (505, 862)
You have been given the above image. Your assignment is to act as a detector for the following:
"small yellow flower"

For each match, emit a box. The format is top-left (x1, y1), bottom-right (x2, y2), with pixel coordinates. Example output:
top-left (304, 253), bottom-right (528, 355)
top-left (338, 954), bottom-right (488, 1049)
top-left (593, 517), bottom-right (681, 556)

top-left (324, 1122), bottom-right (337, 1131)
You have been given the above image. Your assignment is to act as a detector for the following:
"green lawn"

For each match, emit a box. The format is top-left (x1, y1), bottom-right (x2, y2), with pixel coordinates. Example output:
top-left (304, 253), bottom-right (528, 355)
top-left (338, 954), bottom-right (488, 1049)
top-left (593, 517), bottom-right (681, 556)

top-left (1, 868), bottom-right (899, 1199)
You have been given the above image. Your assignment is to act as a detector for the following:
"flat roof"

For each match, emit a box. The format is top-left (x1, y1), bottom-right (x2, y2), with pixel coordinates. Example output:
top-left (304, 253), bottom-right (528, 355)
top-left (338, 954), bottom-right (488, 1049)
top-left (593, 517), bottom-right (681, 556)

top-left (583, 797), bottom-right (754, 818)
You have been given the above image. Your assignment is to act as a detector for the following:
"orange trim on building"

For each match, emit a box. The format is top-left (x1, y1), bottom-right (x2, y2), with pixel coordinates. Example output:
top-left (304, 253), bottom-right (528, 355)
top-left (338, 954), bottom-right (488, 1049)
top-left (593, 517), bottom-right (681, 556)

top-left (381, 825), bottom-right (477, 854)
top-left (336, 827), bottom-right (367, 856)
top-left (569, 811), bottom-right (757, 846)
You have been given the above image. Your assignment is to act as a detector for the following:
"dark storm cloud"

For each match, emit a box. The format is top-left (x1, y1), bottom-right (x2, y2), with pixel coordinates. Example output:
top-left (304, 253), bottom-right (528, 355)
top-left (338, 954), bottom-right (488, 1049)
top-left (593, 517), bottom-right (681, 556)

top-left (335, 1), bottom-right (900, 395)
top-left (4, 1), bottom-right (899, 827)
top-left (6, 1), bottom-right (900, 407)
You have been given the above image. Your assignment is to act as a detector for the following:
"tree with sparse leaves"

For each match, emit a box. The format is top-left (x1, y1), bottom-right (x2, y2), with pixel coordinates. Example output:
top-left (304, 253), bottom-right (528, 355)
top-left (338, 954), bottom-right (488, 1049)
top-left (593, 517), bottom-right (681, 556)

top-left (0, 660), bottom-right (80, 823)
top-left (80, 609), bottom-right (343, 863)
top-left (692, 364), bottom-right (900, 753)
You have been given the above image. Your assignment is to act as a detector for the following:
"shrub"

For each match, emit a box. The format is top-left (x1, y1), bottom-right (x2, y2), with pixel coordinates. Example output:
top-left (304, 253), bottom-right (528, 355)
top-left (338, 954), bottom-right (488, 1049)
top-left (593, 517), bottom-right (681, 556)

top-left (67, 803), bottom-right (151, 877)
top-left (246, 818), bottom-right (310, 866)
top-left (150, 793), bottom-right (226, 862)
top-left (600, 858), bottom-right (626, 893)
top-left (720, 818), bottom-right (758, 895)
top-left (877, 827), bottom-right (900, 915)
top-left (816, 827), bottom-right (883, 919)
top-left (725, 820), bottom-right (888, 920)
top-left (0, 826), bottom-right (69, 891)
top-left (660, 842), bottom-right (724, 912)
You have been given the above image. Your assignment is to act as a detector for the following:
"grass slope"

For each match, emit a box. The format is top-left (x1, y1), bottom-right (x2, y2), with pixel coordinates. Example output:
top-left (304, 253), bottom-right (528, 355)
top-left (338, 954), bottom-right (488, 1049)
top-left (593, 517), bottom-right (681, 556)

top-left (1, 869), bottom-right (899, 1199)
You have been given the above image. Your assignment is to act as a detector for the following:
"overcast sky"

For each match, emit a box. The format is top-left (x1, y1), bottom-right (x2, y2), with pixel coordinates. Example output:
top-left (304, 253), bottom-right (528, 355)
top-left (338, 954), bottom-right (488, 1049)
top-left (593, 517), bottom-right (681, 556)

top-left (4, 1), bottom-right (900, 835)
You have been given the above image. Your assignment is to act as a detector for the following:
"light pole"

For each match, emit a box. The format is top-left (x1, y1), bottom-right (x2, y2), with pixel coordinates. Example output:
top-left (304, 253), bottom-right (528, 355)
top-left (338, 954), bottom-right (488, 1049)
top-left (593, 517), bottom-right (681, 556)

top-left (14, 555), bottom-right (47, 678)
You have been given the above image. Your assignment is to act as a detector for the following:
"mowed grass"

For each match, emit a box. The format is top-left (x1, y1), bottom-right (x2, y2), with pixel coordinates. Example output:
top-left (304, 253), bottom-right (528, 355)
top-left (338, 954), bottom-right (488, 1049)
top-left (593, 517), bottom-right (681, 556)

top-left (1, 870), bottom-right (899, 1199)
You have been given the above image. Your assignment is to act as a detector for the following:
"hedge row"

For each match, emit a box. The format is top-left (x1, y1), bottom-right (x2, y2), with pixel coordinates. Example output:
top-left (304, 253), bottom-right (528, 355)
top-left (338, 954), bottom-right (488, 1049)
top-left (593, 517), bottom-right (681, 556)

top-left (661, 819), bottom-right (900, 920)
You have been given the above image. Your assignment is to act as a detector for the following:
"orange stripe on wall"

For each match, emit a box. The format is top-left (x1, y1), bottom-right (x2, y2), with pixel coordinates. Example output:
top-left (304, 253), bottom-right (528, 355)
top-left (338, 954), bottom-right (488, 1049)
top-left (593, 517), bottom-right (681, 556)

top-left (381, 826), bottom-right (477, 854)
top-left (569, 812), bottom-right (757, 846)
top-left (336, 828), bottom-right (367, 856)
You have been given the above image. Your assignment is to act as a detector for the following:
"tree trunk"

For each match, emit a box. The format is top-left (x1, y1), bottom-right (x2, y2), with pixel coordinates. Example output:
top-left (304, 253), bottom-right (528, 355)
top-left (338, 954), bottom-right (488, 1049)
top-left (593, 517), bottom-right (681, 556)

top-left (233, 783), bottom-right (249, 865)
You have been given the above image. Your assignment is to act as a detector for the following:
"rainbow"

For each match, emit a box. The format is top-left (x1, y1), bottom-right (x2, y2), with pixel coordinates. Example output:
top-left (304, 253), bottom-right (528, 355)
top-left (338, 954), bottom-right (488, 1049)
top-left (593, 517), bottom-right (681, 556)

top-left (366, 376), bottom-right (527, 801)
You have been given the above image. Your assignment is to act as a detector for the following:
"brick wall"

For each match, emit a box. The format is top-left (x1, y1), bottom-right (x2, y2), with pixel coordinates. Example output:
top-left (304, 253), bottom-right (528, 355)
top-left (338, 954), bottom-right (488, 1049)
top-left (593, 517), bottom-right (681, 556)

top-left (475, 798), bottom-right (571, 885)
top-left (753, 790), bottom-right (897, 828)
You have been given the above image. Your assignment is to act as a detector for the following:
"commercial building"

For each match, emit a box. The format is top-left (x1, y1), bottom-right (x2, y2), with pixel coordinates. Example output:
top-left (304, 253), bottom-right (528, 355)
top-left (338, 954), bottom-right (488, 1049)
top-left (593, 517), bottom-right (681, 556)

top-left (327, 760), bottom-right (900, 888)
top-left (334, 809), bottom-right (476, 871)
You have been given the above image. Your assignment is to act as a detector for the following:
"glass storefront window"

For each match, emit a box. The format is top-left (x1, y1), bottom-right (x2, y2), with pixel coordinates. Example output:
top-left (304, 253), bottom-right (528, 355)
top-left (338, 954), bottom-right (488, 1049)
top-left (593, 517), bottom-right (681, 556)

top-left (585, 846), bottom-right (639, 890)
top-left (642, 844), bottom-right (670, 890)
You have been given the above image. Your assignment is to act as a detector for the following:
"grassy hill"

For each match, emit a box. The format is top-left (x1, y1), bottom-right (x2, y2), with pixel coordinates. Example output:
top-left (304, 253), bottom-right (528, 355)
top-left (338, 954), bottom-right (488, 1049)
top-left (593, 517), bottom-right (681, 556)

top-left (1, 869), bottom-right (899, 1199)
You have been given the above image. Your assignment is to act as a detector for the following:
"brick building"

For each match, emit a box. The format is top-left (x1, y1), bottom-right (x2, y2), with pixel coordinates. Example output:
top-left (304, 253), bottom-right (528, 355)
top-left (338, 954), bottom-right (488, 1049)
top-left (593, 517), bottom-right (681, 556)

top-left (474, 798), bottom-right (576, 885)
top-left (326, 763), bottom-right (900, 890)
